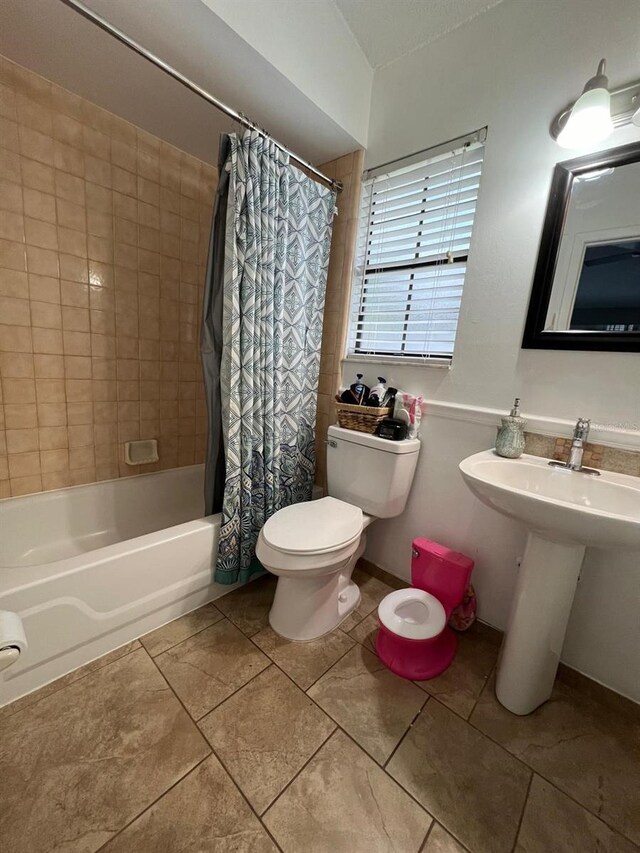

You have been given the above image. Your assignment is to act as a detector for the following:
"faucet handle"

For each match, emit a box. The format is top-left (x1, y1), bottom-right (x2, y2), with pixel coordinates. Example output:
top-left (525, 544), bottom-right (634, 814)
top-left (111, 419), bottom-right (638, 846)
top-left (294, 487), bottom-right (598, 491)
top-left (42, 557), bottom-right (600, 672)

top-left (573, 418), bottom-right (591, 441)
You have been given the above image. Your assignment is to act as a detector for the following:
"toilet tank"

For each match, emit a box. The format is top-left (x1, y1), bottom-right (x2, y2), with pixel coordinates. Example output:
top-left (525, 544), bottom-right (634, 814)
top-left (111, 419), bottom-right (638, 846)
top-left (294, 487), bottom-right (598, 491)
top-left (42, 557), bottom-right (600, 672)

top-left (326, 425), bottom-right (420, 518)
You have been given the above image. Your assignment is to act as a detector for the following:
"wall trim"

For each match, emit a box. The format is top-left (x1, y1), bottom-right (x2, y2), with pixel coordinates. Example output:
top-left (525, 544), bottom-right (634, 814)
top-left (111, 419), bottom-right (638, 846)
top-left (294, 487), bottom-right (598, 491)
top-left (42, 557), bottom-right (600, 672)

top-left (424, 399), bottom-right (640, 451)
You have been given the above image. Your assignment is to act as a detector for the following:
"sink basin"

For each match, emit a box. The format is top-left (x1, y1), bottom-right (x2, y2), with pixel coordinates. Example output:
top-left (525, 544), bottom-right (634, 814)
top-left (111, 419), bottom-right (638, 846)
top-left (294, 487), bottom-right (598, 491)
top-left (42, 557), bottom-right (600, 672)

top-left (459, 449), bottom-right (640, 716)
top-left (460, 450), bottom-right (640, 550)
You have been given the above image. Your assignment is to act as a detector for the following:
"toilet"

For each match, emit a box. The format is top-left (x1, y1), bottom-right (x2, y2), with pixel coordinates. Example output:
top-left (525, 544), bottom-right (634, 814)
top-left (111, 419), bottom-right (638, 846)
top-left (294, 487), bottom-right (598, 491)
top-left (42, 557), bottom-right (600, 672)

top-left (256, 425), bottom-right (420, 641)
top-left (376, 538), bottom-right (474, 681)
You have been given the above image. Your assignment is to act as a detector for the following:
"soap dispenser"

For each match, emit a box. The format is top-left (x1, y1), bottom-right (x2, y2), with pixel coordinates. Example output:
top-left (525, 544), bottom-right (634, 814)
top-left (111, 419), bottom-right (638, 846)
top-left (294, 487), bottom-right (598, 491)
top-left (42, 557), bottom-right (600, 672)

top-left (496, 398), bottom-right (526, 458)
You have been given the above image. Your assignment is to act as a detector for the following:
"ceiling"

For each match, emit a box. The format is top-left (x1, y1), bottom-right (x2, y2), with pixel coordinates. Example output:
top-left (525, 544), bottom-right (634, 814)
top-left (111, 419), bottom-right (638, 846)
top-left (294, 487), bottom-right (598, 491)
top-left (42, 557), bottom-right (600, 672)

top-left (334, 0), bottom-right (509, 68)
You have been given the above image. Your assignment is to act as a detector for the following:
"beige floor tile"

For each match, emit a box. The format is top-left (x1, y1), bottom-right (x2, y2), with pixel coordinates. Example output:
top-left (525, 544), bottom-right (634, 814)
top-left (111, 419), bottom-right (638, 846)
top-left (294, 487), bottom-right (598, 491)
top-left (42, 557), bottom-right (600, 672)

top-left (0, 649), bottom-right (209, 853)
top-left (308, 644), bottom-right (426, 764)
top-left (422, 823), bottom-right (468, 853)
top-left (140, 602), bottom-right (224, 657)
top-left (357, 559), bottom-right (406, 590)
top-left (252, 624), bottom-right (355, 690)
top-left (200, 665), bottom-right (336, 813)
top-left (414, 625), bottom-right (499, 719)
top-left (263, 729), bottom-right (432, 853)
top-left (101, 754), bottom-right (278, 853)
top-left (515, 775), bottom-right (638, 853)
top-left (387, 699), bottom-right (530, 853)
top-left (155, 619), bottom-right (270, 720)
top-left (340, 567), bottom-right (395, 632)
top-left (470, 676), bottom-right (640, 845)
top-left (215, 573), bottom-right (277, 636)
top-left (0, 640), bottom-right (141, 721)
top-left (348, 611), bottom-right (379, 652)
top-left (557, 662), bottom-right (640, 721)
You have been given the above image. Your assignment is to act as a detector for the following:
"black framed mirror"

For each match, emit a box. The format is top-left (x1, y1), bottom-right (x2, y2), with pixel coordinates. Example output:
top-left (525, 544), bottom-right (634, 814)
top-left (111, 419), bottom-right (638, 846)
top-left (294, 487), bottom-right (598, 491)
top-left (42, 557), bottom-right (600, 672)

top-left (523, 141), bottom-right (640, 351)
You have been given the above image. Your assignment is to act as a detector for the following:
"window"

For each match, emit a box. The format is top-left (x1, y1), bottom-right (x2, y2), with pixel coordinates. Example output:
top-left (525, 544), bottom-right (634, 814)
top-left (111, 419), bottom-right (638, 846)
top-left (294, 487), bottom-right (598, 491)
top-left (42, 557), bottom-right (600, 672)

top-left (348, 129), bottom-right (486, 362)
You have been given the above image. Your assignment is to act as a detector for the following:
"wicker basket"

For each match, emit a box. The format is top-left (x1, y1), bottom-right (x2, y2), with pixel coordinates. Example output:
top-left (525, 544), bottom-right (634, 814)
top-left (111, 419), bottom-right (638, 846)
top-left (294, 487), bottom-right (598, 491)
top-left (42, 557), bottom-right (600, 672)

top-left (335, 403), bottom-right (391, 434)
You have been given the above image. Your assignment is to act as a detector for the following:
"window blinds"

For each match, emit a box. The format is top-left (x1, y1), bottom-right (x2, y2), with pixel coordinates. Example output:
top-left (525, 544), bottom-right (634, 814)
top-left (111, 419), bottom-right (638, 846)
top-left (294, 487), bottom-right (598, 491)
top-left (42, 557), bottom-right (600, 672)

top-left (348, 129), bottom-right (486, 360)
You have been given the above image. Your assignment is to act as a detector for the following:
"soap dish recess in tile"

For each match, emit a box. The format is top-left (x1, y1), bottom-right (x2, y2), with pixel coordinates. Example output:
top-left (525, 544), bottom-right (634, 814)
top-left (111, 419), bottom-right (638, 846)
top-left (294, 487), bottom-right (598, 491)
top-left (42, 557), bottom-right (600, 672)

top-left (125, 439), bottom-right (159, 465)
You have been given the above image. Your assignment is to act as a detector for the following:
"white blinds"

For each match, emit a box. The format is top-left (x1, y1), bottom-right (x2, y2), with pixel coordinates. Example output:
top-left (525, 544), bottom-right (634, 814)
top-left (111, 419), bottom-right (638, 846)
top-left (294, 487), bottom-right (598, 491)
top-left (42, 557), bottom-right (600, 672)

top-left (348, 131), bottom-right (485, 360)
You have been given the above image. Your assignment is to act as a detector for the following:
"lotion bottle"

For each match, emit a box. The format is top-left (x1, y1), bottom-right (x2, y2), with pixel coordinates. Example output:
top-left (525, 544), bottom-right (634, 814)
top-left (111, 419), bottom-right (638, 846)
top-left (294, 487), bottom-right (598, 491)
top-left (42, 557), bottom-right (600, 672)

top-left (496, 397), bottom-right (526, 458)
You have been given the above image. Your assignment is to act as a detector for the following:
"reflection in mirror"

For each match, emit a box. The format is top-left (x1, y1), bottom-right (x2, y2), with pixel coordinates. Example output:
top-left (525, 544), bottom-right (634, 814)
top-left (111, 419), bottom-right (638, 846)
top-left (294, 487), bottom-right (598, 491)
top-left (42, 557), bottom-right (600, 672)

top-left (571, 241), bottom-right (640, 331)
top-left (544, 161), bottom-right (640, 333)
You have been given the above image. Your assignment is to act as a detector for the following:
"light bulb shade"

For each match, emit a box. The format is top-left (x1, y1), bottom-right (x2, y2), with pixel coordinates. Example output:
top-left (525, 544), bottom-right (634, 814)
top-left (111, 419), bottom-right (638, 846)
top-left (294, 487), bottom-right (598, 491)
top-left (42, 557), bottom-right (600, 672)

top-left (556, 87), bottom-right (614, 149)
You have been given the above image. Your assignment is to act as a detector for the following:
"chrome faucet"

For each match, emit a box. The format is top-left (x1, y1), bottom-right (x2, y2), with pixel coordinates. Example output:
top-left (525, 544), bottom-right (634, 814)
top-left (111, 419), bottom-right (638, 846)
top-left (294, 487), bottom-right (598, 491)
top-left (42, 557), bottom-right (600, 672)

top-left (548, 418), bottom-right (600, 475)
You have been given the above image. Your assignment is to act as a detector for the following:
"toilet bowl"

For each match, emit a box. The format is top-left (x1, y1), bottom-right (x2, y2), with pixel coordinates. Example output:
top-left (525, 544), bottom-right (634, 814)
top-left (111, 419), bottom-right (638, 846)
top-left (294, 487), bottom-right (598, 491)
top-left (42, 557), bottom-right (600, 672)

top-left (376, 588), bottom-right (457, 680)
top-left (256, 496), bottom-right (371, 640)
top-left (256, 425), bottom-right (421, 642)
top-left (378, 588), bottom-right (446, 639)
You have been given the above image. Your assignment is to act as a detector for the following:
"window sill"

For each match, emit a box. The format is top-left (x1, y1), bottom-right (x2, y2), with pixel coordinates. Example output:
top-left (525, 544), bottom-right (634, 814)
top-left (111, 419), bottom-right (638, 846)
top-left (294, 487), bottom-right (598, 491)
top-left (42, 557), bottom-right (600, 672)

top-left (344, 353), bottom-right (452, 369)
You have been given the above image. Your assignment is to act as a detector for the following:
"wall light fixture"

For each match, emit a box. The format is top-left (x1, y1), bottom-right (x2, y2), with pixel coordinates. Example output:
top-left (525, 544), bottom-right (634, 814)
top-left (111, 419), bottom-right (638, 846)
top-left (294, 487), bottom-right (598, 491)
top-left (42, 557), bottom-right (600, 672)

top-left (551, 59), bottom-right (640, 149)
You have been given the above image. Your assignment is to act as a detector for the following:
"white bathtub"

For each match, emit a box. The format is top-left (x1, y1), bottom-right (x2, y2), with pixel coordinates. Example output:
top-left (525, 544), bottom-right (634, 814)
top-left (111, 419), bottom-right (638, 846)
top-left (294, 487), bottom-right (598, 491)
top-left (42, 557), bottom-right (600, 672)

top-left (0, 466), bottom-right (230, 708)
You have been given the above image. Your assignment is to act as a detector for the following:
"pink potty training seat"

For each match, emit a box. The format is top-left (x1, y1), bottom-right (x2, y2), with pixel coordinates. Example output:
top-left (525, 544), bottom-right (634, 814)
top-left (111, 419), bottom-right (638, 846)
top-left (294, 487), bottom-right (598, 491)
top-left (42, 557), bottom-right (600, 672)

top-left (376, 538), bottom-right (474, 681)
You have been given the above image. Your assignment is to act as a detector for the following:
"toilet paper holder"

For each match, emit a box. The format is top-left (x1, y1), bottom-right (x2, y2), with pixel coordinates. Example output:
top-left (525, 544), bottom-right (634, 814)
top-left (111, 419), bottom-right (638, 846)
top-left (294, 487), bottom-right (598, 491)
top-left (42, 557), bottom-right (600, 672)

top-left (0, 611), bottom-right (28, 675)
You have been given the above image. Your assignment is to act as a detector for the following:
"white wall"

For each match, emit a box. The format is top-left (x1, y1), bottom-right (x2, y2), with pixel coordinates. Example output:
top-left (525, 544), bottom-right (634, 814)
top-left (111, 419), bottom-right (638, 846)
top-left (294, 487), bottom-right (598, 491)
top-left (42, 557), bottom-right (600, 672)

top-left (200, 0), bottom-right (372, 146)
top-left (356, 0), bottom-right (640, 701)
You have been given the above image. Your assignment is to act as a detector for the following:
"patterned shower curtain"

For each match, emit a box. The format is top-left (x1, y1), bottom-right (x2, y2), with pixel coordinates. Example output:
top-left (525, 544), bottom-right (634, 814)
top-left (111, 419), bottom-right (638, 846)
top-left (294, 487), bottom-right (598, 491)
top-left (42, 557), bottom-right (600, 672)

top-left (202, 131), bottom-right (335, 585)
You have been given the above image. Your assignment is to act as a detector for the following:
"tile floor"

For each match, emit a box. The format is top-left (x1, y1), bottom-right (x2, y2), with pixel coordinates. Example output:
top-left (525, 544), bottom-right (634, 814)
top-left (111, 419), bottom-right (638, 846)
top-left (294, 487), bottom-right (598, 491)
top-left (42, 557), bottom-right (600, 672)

top-left (1, 566), bottom-right (638, 853)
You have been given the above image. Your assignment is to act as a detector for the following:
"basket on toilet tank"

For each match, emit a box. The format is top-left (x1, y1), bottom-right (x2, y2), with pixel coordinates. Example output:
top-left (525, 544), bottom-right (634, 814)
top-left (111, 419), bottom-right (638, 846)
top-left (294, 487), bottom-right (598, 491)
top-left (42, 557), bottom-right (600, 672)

top-left (376, 538), bottom-right (474, 681)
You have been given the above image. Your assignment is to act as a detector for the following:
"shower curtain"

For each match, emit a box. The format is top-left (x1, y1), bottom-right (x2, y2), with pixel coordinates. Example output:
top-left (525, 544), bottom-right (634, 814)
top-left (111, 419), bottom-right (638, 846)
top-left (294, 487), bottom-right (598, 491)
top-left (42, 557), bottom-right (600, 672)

top-left (201, 130), bottom-right (336, 585)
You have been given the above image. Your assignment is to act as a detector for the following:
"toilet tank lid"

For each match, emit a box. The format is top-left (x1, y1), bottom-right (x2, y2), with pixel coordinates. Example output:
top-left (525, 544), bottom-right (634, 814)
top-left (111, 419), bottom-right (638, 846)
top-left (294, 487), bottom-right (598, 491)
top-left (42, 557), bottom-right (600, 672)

top-left (328, 425), bottom-right (420, 454)
top-left (413, 537), bottom-right (475, 570)
top-left (262, 497), bottom-right (363, 554)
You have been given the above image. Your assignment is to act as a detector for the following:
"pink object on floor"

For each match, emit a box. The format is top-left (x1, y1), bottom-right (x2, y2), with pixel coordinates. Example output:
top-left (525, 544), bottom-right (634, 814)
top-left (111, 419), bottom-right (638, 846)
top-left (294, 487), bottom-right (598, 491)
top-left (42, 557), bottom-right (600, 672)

top-left (448, 583), bottom-right (477, 631)
top-left (375, 538), bottom-right (474, 681)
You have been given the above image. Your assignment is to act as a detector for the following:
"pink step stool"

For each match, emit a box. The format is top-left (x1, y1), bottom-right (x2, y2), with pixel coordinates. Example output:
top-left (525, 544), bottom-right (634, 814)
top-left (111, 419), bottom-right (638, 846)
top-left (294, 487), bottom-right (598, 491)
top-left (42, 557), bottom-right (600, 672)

top-left (376, 538), bottom-right (475, 681)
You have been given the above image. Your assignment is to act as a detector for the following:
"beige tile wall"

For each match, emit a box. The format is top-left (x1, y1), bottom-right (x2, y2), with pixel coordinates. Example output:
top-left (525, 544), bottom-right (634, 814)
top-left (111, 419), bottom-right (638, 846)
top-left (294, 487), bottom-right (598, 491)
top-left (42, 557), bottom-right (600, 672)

top-left (0, 56), bottom-right (217, 498)
top-left (314, 150), bottom-right (365, 489)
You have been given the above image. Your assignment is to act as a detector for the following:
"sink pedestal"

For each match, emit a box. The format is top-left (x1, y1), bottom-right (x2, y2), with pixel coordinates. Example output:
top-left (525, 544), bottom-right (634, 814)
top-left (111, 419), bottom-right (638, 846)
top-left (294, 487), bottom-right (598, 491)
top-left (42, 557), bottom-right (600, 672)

top-left (496, 532), bottom-right (585, 715)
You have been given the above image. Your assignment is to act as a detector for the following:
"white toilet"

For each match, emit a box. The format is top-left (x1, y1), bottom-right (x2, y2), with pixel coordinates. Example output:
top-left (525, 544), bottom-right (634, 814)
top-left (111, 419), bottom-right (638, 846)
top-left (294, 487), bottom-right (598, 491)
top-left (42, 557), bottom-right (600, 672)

top-left (256, 425), bottom-right (420, 641)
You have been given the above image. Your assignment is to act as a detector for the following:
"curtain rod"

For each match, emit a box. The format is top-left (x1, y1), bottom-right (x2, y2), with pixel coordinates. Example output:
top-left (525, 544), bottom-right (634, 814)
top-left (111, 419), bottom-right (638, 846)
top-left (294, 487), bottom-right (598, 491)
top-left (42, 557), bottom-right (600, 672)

top-left (58, 0), bottom-right (343, 193)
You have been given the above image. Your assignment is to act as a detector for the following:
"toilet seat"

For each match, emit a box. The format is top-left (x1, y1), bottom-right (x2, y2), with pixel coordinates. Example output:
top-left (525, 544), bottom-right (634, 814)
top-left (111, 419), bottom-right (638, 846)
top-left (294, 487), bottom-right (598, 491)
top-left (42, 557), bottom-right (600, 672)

top-left (378, 589), bottom-right (446, 640)
top-left (256, 529), bottom-right (362, 576)
top-left (262, 496), bottom-right (363, 555)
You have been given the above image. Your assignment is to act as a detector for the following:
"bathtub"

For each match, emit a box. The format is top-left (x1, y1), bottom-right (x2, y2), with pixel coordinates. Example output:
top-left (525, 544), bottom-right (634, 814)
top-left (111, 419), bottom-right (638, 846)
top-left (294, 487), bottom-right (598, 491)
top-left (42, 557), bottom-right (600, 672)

top-left (0, 465), bottom-right (230, 708)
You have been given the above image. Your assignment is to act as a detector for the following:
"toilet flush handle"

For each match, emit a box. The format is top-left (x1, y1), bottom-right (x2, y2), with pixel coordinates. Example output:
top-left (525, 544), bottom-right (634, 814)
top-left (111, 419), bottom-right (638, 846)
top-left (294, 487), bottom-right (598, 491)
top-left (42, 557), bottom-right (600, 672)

top-left (325, 439), bottom-right (337, 448)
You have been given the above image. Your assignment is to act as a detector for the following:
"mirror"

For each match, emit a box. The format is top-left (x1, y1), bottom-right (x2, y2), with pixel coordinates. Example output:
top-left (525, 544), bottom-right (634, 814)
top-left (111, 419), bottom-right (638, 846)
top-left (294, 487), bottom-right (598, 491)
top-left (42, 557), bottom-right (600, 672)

top-left (523, 141), bottom-right (640, 351)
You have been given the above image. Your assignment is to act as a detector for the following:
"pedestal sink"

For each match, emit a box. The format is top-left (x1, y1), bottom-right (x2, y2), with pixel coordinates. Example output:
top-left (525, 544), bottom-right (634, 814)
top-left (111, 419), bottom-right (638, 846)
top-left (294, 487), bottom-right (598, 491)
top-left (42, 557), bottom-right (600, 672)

top-left (459, 450), bottom-right (640, 715)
